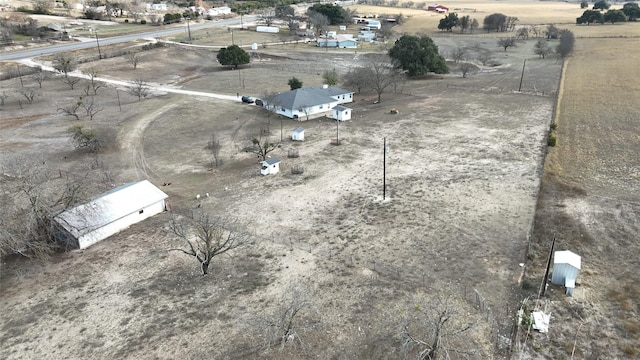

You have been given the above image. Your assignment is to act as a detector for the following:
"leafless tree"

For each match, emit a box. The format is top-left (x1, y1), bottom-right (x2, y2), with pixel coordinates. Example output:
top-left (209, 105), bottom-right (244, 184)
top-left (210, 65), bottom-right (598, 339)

top-left (250, 137), bottom-right (280, 162)
top-left (363, 55), bottom-right (403, 103)
top-left (342, 67), bottom-right (371, 93)
top-left (476, 53), bottom-right (493, 66)
top-left (257, 8), bottom-right (276, 26)
top-left (206, 133), bottom-right (223, 167)
top-left (57, 98), bottom-right (82, 120)
top-left (307, 12), bottom-right (329, 35)
top-left (451, 47), bottom-right (466, 64)
top-left (168, 213), bottom-right (253, 275)
top-left (68, 124), bottom-right (103, 152)
top-left (128, 52), bottom-right (141, 70)
top-left (129, 78), bottom-right (149, 101)
top-left (254, 283), bottom-right (319, 350)
top-left (16, 88), bottom-right (37, 104)
top-left (459, 61), bottom-right (474, 78)
top-left (497, 37), bottom-right (516, 51)
top-left (61, 76), bottom-right (81, 89)
top-left (81, 96), bottom-right (103, 120)
top-left (505, 16), bottom-right (519, 31)
top-left (53, 55), bottom-right (75, 77)
top-left (82, 68), bottom-right (103, 95)
top-left (516, 27), bottom-right (529, 40)
top-left (0, 91), bottom-right (9, 106)
top-left (396, 292), bottom-right (486, 360)
top-left (0, 158), bottom-right (91, 259)
top-left (32, 70), bottom-right (49, 88)
top-left (529, 25), bottom-right (541, 38)
top-left (297, 105), bottom-right (311, 121)
top-left (533, 39), bottom-right (552, 59)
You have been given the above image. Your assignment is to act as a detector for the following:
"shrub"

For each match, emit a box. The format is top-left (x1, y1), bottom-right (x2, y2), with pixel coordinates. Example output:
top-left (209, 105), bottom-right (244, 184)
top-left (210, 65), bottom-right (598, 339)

top-left (550, 122), bottom-right (557, 130)
top-left (124, 19), bottom-right (129, 23)
top-left (547, 133), bottom-right (557, 147)
top-left (287, 149), bottom-right (300, 158)
top-left (140, 19), bottom-right (147, 25)
top-left (291, 165), bottom-right (304, 175)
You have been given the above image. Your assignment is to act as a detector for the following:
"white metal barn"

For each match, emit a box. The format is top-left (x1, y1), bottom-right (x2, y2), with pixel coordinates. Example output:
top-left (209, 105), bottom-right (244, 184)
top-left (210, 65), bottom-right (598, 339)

top-left (261, 157), bottom-right (281, 175)
top-left (551, 250), bottom-right (582, 296)
top-left (292, 127), bottom-right (305, 141)
top-left (54, 180), bottom-right (168, 249)
top-left (332, 105), bottom-right (352, 121)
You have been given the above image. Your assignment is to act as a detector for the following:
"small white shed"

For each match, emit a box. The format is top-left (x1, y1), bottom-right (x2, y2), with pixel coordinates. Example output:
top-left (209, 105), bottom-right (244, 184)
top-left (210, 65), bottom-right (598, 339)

top-left (551, 250), bottom-right (581, 296)
top-left (292, 127), bottom-right (305, 141)
top-left (261, 157), bottom-right (281, 175)
top-left (332, 105), bottom-right (351, 121)
top-left (54, 180), bottom-right (168, 250)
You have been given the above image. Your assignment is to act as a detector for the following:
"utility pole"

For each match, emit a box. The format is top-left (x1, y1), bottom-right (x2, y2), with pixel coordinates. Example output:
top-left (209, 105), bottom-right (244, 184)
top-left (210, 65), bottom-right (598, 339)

top-left (186, 17), bottom-right (192, 42)
top-left (518, 59), bottom-right (526, 92)
top-left (383, 137), bottom-right (389, 200)
top-left (94, 29), bottom-right (102, 59)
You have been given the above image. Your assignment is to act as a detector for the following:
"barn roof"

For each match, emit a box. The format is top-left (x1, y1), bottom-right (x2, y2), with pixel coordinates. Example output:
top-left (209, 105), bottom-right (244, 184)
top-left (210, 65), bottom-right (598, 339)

top-left (54, 180), bottom-right (168, 238)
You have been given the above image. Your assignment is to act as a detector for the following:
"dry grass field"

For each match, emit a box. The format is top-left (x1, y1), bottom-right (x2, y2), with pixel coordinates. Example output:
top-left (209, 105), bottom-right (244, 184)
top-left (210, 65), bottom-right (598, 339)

top-left (1, 1), bottom-right (639, 359)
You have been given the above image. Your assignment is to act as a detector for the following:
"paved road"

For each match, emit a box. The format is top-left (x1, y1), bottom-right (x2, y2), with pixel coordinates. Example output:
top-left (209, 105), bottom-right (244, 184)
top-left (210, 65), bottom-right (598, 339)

top-left (0, 16), bottom-right (255, 61)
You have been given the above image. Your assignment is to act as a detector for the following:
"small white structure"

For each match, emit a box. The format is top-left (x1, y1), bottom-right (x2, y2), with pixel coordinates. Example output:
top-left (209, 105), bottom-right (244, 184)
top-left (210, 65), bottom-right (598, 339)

top-left (551, 250), bottom-right (581, 296)
top-left (532, 311), bottom-right (551, 333)
top-left (292, 127), bottom-right (305, 141)
top-left (206, 6), bottom-right (231, 16)
top-left (256, 26), bottom-right (279, 33)
top-left (54, 180), bottom-right (168, 250)
top-left (261, 157), bottom-right (281, 175)
top-left (332, 105), bottom-right (352, 121)
top-left (149, 3), bottom-right (167, 11)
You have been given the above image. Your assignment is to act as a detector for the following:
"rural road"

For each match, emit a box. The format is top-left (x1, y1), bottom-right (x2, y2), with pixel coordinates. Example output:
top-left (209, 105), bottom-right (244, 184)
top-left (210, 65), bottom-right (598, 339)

top-left (0, 15), bottom-right (256, 61)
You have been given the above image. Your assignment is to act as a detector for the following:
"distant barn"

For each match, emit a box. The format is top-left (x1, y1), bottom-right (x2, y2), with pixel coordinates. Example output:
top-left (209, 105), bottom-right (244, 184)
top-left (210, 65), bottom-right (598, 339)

top-left (54, 180), bottom-right (168, 249)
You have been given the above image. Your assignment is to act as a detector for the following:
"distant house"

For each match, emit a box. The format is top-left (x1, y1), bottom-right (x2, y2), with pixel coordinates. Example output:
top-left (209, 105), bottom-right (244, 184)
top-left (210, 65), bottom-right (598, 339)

top-left (551, 250), bottom-right (581, 296)
top-left (149, 3), bottom-right (167, 11)
top-left (207, 6), bottom-right (231, 16)
top-left (261, 157), bottom-right (281, 175)
top-left (265, 85), bottom-right (354, 120)
top-left (54, 180), bottom-right (168, 250)
top-left (292, 127), bottom-right (305, 141)
top-left (366, 20), bottom-right (381, 29)
top-left (332, 105), bottom-right (352, 121)
top-left (357, 31), bottom-right (376, 42)
top-left (337, 34), bottom-right (358, 48)
top-left (317, 36), bottom-right (338, 47)
top-left (427, 3), bottom-right (449, 12)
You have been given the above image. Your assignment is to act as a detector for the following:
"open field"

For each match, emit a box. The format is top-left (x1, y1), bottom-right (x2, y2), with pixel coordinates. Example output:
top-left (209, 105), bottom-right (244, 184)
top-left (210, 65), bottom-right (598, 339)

top-left (1, 1), bottom-right (640, 358)
top-left (524, 37), bottom-right (640, 359)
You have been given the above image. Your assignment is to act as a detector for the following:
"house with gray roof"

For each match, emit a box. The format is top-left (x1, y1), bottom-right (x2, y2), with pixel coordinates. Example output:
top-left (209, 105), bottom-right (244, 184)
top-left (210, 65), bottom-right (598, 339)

top-left (264, 85), bottom-right (354, 120)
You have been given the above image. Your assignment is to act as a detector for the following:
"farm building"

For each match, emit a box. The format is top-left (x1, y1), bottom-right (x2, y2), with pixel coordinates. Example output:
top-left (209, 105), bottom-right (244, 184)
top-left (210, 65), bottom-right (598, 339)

top-left (317, 34), bottom-right (357, 48)
top-left (292, 127), bottom-right (305, 141)
top-left (54, 180), bottom-right (168, 250)
top-left (264, 85), bottom-right (354, 120)
top-left (332, 105), bottom-right (352, 121)
top-left (261, 157), bottom-right (281, 175)
top-left (551, 250), bottom-right (581, 296)
top-left (427, 3), bottom-right (449, 12)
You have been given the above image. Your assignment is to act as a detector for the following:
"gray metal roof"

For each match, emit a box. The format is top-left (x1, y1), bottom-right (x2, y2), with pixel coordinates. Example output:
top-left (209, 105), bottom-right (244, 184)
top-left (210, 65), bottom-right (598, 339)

top-left (292, 127), bottom-right (305, 133)
top-left (264, 157), bottom-right (281, 165)
top-left (270, 86), bottom-right (353, 110)
top-left (54, 180), bottom-right (168, 238)
top-left (333, 105), bottom-right (351, 111)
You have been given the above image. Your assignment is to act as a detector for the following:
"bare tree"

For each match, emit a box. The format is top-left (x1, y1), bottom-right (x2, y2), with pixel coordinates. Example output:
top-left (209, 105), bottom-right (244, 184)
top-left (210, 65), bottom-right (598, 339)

top-left (516, 27), bottom-right (529, 40)
top-left (459, 61), bottom-right (474, 78)
top-left (307, 12), bottom-right (329, 35)
top-left (61, 76), bottom-right (81, 89)
top-left (82, 68), bottom-right (103, 95)
top-left (257, 8), bottom-right (276, 26)
top-left (451, 47), bottom-right (466, 64)
top-left (396, 292), bottom-right (486, 360)
top-left (250, 137), bottom-right (280, 162)
top-left (128, 52), bottom-right (141, 70)
top-left (168, 213), bottom-right (252, 275)
top-left (255, 283), bottom-right (318, 350)
top-left (497, 37), bottom-right (516, 51)
top-left (342, 67), bottom-right (371, 93)
top-left (0, 91), bottom-right (9, 106)
top-left (57, 98), bottom-right (82, 120)
top-left (533, 39), bottom-right (552, 59)
top-left (68, 124), bottom-right (103, 152)
top-left (129, 78), bottom-right (149, 101)
top-left (0, 158), bottom-right (90, 259)
top-left (81, 96), bottom-right (103, 120)
top-left (206, 133), bottom-right (223, 168)
top-left (16, 88), bottom-right (37, 104)
top-left (32, 70), bottom-right (49, 88)
top-left (53, 55), bottom-right (75, 77)
top-left (363, 55), bottom-right (402, 103)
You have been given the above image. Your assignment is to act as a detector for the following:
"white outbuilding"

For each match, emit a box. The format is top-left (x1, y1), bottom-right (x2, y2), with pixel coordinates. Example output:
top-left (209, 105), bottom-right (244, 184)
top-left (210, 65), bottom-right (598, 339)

top-left (261, 157), bottom-right (281, 175)
top-left (332, 105), bottom-right (352, 121)
top-left (54, 180), bottom-right (168, 250)
top-left (292, 127), bottom-right (305, 141)
top-left (551, 250), bottom-right (581, 296)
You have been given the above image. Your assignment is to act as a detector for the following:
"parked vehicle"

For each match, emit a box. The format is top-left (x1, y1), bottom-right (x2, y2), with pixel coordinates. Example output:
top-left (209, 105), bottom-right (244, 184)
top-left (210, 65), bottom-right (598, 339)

top-left (255, 99), bottom-right (264, 106)
top-left (241, 96), bottom-right (254, 104)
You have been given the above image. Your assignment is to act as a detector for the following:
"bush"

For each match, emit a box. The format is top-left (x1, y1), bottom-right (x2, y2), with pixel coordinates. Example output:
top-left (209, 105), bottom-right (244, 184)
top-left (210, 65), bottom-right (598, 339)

top-left (291, 165), bottom-right (304, 175)
top-left (547, 133), bottom-right (557, 147)
top-left (287, 149), bottom-right (300, 158)
top-left (140, 19), bottom-right (147, 24)
top-left (550, 122), bottom-right (557, 130)
top-left (124, 19), bottom-right (129, 23)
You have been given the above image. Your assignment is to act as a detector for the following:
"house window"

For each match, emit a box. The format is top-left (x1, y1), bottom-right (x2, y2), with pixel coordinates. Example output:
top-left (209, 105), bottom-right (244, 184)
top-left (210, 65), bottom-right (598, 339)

top-left (139, 209), bottom-right (144, 214)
